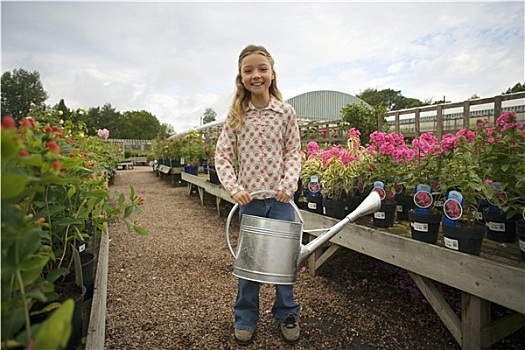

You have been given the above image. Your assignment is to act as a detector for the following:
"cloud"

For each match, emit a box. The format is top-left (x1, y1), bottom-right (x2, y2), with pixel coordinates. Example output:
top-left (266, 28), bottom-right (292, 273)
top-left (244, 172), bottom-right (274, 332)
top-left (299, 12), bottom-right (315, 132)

top-left (2, 1), bottom-right (523, 133)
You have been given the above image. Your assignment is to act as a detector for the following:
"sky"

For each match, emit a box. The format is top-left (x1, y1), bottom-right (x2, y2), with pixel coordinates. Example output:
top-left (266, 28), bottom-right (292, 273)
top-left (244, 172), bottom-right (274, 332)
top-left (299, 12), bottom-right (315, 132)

top-left (1, 1), bottom-right (524, 133)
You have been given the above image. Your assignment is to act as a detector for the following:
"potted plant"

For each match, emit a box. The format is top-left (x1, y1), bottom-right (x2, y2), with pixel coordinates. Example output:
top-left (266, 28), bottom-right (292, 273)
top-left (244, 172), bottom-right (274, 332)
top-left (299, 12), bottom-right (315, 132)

top-left (404, 132), bottom-right (445, 243)
top-left (365, 131), bottom-right (412, 228)
top-left (475, 112), bottom-right (525, 243)
top-left (1, 110), bottom-right (149, 349)
top-left (320, 128), bottom-right (370, 219)
top-left (180, 131), bottom-right (206, 174)
top-left (300, 141), bottom-right (325, 214)
top-left (436, 128), bottom-right (499, 255)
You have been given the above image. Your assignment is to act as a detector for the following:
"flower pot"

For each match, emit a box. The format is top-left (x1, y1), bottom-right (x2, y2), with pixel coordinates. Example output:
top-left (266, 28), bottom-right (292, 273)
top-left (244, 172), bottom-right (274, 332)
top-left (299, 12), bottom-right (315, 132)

top-left (208, 167), bottom-right (221, 185)
top-left (408, 210), bottom-right (442, 244)
top-left (63, 252), bottom-right (96, 300)
top-left (183, 165), bottom-right (199, 175)
top-left (322, 197), bottom-right (347, 219)
top-left (396, 195), bottom-right (415, 221)
top-left (442, 224), bottom-right (486, 256)
top-left (30, 283), bottom-right (86, 350)
top-left (373, 203), bottom-right (396, 228)
top-left (306, 195), bottom-right (323, 214)
top-left (483, 208), bottom-right (519, 243)
top-left (517, 220), bottom-right (525, 262)
top-left (345, 196), bottom-right (364, 216)
top-left (169, 159), bottom-right (181, 167)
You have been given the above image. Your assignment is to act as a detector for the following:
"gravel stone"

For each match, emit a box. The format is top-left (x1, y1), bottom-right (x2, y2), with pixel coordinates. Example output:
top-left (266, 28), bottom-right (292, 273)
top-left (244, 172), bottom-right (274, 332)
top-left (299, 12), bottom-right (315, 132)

top-left (104, 167), bottom-right (524, 349)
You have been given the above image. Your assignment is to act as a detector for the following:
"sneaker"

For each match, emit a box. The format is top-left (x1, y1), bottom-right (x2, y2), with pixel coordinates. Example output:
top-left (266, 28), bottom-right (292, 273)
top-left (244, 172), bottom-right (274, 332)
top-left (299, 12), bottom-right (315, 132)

top-left (280, 315), bottom-right (300, 344)
top-left (234, 328), bottom-right (254, 345)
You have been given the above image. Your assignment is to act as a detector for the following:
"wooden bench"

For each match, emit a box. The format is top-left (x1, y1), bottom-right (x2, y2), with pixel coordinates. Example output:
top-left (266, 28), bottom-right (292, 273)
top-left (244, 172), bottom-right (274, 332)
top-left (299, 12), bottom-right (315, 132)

top-left (179, 171), bottom-right (525, 349)
top-left (116, 161), bottom-right (134, 170)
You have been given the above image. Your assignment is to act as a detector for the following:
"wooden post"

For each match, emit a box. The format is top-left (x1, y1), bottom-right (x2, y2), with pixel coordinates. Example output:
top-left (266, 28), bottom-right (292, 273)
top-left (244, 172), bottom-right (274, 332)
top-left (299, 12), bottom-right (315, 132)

top-left (414, 108), bottom-right (421, 136)
top-left (436, 104), bottom-right (443, 140)
top-left (493, 95), bottom-right (502, 125)
top-left (463, 100), bottom-right (471, 129)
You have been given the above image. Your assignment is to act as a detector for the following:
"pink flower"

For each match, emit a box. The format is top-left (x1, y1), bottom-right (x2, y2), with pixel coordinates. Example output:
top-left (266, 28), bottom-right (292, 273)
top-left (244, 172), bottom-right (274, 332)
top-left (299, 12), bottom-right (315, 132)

top-left (97, 128), bottom-right (110, 140)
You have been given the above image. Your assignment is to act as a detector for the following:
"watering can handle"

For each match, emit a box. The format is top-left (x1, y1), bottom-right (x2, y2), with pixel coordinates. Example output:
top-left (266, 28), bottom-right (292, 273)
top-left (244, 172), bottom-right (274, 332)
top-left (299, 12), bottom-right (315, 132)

top-left (225, 190), bottom-right (304, 259)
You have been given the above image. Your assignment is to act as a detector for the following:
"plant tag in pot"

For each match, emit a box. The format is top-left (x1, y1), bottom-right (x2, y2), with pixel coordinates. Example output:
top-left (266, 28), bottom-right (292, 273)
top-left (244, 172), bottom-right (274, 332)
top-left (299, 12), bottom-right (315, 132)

top-left (414, 184), bottom-right (432, 214)
top-left (308, 175), bottom-right (320, 196)
top-left (373, 181), bottom-right (386, 201)
top-left (443, 190), bottom-right (464, 227)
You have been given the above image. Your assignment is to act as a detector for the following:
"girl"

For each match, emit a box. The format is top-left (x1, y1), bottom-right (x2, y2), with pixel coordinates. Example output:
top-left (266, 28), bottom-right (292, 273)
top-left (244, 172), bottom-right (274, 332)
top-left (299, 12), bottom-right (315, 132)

top-left (215, 44), bottom-right (302, 345)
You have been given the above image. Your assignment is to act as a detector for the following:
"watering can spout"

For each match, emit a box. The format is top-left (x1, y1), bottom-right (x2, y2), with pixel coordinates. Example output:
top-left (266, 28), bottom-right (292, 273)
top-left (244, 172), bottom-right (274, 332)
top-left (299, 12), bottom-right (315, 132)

top-left (297, 191), bottom-right (381, 266)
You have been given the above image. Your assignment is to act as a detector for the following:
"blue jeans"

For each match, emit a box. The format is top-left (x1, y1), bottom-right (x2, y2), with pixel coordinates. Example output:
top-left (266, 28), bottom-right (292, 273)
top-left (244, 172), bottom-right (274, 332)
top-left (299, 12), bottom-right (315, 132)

top-left (234, 198), bottom-right (301, 331)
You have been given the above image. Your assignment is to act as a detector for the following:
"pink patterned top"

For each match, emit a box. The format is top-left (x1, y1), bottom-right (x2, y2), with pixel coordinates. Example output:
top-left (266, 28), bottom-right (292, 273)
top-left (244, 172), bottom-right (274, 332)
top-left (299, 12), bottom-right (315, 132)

top-left (214, 96), bottom-right (301, 199)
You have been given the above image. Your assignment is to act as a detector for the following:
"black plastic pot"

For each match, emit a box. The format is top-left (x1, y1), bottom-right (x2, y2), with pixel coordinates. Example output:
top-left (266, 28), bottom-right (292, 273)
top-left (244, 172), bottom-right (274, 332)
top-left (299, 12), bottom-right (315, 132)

top-left (408, 210), bottom-right (442, 244)
top-left (442, 224), bottom-right (486, 256)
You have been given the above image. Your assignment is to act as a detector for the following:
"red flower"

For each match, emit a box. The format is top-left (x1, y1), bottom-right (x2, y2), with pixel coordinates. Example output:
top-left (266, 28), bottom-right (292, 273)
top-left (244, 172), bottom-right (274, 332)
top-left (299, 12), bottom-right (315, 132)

top-left (20, 119), bottom-right (32, 129)
top-left (47, 141), bottom-right (60, 153)
top-left (1, 115), bottom-right (16, 129)
top-left (52, 160), bottom-right (61, 171)
top-left (19, 150), bottom-right (29, 158)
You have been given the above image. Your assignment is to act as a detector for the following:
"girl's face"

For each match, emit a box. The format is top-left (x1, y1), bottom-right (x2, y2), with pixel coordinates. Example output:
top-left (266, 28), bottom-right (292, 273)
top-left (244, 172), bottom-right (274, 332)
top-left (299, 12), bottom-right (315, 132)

top-left (240, 52), bottom-right (274, 102)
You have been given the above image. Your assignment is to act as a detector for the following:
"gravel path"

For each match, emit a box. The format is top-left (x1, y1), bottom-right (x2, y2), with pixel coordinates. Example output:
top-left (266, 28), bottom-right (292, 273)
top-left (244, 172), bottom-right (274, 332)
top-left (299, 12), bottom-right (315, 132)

top-left (103, 167), bottom-right (523, 350)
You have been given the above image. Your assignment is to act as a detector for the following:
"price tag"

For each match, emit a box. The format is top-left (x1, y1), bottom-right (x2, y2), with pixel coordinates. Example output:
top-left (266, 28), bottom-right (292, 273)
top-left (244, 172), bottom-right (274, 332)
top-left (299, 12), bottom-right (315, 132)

top-left (444, 237), bottom-right (459, 250)
top-left (411, 222), bottom-right (429, 232)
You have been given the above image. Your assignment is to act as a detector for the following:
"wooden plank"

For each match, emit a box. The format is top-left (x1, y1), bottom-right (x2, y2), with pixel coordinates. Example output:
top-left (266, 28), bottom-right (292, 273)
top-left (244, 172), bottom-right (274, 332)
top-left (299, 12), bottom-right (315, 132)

top-left (409, 272), bottom-right (462, 344)
top-left (301, 212), bottom-right (525, 314)
top-left (159, 165), bottom-right (171, 174)
top-left (481, 312), bottom-right (525, 348)
top-left (85, 226), bottom-right (109, 350)
top-left (461, 293), bottom-right (490, 350)
top-left (181, 172), bottom-right (235, 205)
top-left (312, 243), bottom-right (342, 275)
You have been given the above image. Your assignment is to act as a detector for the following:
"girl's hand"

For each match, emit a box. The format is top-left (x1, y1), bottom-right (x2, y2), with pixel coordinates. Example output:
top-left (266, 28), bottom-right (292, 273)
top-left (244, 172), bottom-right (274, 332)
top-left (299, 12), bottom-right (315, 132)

top-left (233, 190), bottom-right (252, 206)
top-left (275, 190), bottom-right (291, 203)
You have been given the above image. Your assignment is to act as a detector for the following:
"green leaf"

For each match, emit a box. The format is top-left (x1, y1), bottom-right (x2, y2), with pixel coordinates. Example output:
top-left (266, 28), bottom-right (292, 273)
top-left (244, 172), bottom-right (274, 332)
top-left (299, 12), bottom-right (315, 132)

top-left (123, 205), bottom-right (133, 219)
top-left (1, 173), bottom-right (29, 201)
top-left (20, 255), bottom-right (50, 286)
top-left (133, 224), bottom-right (149, 236)
top-left (33, 299), bottom-right (73, 350)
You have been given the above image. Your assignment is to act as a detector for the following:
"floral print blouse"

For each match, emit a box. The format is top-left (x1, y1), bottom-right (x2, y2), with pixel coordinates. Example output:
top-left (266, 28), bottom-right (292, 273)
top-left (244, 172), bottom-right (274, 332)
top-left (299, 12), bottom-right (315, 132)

top-left (214, 96), bottom-right (301, 199)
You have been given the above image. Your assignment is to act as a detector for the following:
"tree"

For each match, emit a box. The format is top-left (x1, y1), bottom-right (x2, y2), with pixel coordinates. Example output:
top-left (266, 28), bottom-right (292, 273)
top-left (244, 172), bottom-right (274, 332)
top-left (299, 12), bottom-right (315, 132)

top-left (82, 103), bottom-right (121, 136)
top-left (118, 110), bottom-right (162, 139)
top-left (54, 99), bottom-right (72, 121)
top-left (202, 108), bottom-right (217, 125)
top-left (504, 82), bottom-right (525, 94)
top-left (357, 88), bottom-right (424, 111)
top-left (1, 68), bottom-right (48, 124)
top-left (160, 123), bottom-right (176, 139)
top-left (340, 103), bottom-right (387, 145)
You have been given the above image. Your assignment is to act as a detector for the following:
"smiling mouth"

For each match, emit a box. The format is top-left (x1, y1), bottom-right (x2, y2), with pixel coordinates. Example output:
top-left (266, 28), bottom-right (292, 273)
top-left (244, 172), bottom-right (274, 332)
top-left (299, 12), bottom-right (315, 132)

top-left (252, 82), bottom-right (263, 86)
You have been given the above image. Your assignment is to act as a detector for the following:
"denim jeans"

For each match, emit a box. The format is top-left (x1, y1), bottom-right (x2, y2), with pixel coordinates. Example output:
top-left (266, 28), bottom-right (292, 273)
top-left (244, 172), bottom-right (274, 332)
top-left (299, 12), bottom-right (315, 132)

top-left (234, 198), bottom-right (301, 331)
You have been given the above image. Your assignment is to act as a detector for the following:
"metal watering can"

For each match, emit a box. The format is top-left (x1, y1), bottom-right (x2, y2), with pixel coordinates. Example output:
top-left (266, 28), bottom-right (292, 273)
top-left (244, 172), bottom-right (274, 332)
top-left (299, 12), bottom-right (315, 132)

top-left (225, 190), bottom-right (381, 285)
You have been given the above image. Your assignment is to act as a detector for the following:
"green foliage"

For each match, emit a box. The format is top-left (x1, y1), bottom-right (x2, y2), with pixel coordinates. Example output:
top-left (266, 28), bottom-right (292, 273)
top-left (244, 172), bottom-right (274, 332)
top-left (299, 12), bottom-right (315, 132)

top-left (1, 68), bottom-right (48, 124)
top-left (340, 103), bottom-right (387, 145)
top-left (179, 131), bottom-right (206, 166)
top-left (503, 82), bottom-right (525, 94)
top-left (1, 108), bottom-right (149, 348)
top-left (82, 103), bottom-right (121, 136)
top-left (357, 87), bottom-right (426, 110)
top-left (202, 108), bottom-right (217, 125)
top-left (119, 110), bottom-right (162, 139)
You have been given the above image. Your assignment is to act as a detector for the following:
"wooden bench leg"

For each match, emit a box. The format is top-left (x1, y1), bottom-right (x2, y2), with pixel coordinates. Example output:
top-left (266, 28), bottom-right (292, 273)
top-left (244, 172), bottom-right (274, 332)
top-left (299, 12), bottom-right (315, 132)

top-left (198, 187), bottom-right (204, 205)
top-left (216, 197), bottom-right (222, 216)
top-left (461, 292), bottom-right (490, 350)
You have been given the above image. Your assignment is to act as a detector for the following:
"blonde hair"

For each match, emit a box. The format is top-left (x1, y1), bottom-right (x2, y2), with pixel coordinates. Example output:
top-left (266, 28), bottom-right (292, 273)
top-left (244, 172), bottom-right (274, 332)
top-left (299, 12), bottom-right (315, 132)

top-left (229, 44), bottom-right (283, 131)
